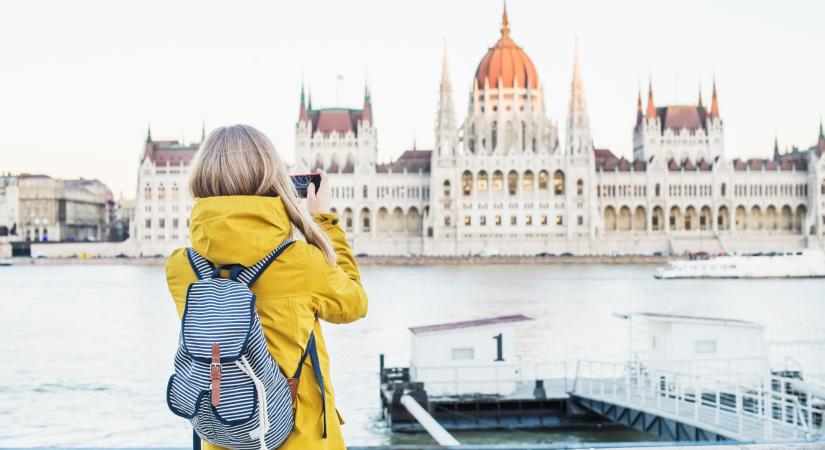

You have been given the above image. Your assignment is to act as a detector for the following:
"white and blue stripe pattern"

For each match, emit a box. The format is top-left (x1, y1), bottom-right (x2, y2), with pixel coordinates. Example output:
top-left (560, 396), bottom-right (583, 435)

top-left (167, 242), bottom-right (295, 450)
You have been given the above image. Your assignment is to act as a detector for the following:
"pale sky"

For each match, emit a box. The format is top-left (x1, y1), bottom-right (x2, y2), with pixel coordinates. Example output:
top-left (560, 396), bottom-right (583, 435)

top-left (1, 0), bottom-right (823, 197)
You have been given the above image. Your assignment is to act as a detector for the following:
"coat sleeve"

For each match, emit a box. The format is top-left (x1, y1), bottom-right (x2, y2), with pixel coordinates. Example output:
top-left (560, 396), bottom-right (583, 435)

top-left (308, 213), bottom-right (368, 324)
top-left (166, 248), bottom-right (197, 319)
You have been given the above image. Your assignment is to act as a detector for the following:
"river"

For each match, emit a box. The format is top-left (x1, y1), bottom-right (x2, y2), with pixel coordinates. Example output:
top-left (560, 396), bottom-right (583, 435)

top-left (1, 263), bottom-right (823, 446)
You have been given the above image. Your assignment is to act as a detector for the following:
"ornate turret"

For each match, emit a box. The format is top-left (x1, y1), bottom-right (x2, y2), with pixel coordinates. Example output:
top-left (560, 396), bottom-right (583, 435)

top-left (566, 44), bottom-right (593, 156)
top-left (435, 43), bottom-right (457, 157)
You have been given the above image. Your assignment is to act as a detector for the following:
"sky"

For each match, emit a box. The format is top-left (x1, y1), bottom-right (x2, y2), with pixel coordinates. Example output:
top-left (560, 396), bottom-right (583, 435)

top-left (1, 0), bottom-right (824, 197)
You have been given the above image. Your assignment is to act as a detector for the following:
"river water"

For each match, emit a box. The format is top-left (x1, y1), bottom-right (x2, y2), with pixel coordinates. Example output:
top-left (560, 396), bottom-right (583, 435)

top-left (1, 263), bottom-right (823, 447)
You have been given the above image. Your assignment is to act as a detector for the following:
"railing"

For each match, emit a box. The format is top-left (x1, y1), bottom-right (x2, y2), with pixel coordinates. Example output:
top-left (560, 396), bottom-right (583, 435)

top-left (411, 361), bottom-right (571, 398)
top-left (572, 360), bottom-right (824, 441)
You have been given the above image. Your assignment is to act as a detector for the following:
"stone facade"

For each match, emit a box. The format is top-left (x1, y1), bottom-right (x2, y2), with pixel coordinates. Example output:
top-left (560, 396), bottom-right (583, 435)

top-left (131, 5), bottom-right (825, 257)
top-left (2, 175), bottom-right (114, 243)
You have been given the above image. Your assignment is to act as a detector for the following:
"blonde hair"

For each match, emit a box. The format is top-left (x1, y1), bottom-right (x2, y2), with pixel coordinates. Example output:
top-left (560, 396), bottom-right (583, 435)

top-left (189, 124), bottom-right (336, 265)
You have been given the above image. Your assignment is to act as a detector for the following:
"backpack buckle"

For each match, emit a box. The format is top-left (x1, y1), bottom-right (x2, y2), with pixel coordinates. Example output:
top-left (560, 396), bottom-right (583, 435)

top-left (210, 343), bottom-right (222, 406)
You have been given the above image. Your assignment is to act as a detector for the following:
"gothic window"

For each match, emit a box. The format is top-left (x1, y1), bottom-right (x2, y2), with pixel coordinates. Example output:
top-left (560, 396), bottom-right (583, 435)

top-left (362, 185), bottom-right (368, 199)
top-left (464, 216), bottom-right (471, 226)
top-left (532, 137), bottom-right (537, 152)
top-left (172, 183), bottom-right (180, 200)
top-left (655, 183), bottom-right (661, 197)
top-left (144, 184), bottom-right (151, 200)
top-left (576, 179), bottom-right (583, 196)
top-left (145, 219), bottom-right (151, 229)
top-left (492, 171), bottom-right (504, 192)
top-left (491, 121), bottom-right (498, 150)
top-left (462, 171), bottom-right (473, 196)
top-left (477, 170), bottom-right (489, 192)
top-left (444, 216), bottom-right (451, 226)
top-left (508, 171), bottom-right (518, 196)
top-left (522, 170), bottom-right (534, 192)
top-left (553, 170), bottom-right (565, 195)
top-left (443, 180), bottom-right (451, 197)
top-left (538, 170), bottom-right (549, 190)
top-left (158, 184), bottom-right (166, 200)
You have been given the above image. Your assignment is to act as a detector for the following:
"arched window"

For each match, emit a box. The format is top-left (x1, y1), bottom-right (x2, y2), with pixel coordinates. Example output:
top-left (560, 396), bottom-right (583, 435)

top-left (362, 185), bottom-right (368, 199)
top-left (522, 170), bottom-right (534, 192)
top-left (461, 171), bottom-right (473, 196)
top-left (553, 170), bottom-right (565, 195)
top-left (508, 170), bottom-right (518, 196)
top-left (360, 208), bottom-right (371, 232)
top-left (491, 121), bottom-right (498, 150)
top-left (144, 183), bottom-right (151, 200)
top-left (655, 183), bottom-right (661, 197)
top-left (158, 183), bottom-right (166, 200)
top-left (538, 170), bottom-right (549, 190)
top-left (576, 179), bottom-right (583, 196)
top-left (492, 171), bottom-right (504, 192)
top-left (721, 183), bottom-right (726, 197)
top-left (171, 183), bottom-right (180, 200)
top-left (443, 180), bottom-right (451, 197)
top-left (477, 170), bottom-right (488, 192)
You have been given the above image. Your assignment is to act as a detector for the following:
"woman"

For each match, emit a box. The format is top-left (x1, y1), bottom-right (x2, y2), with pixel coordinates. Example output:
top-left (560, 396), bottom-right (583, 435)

top-left (165, 124), bottom-right (368, 449)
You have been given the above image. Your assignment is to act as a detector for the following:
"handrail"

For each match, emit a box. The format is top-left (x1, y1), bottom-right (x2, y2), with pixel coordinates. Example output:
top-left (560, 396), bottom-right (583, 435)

top-left (571, 360), bottom-right (824, 441)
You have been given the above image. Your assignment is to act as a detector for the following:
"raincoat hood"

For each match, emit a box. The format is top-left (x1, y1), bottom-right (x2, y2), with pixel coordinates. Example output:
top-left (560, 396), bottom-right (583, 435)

top-left (190, 195), bottom-right (292, 267)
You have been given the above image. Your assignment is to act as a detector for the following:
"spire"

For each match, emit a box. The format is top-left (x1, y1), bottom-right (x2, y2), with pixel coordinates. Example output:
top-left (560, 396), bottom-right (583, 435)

top-left (636, 85), bottom-right (643, 125)
top-left (440, 39), bottom-right (451, 92)
top-left (709, 78), bottom-right (720, 118)
top-left (566, 43), bottom-right (593, 156)
top-left (361, 79), bottom-right (372, 124)
top-left (500, 1), bottom-right (510, 39)
top-left (698, 83), bottom-right (703, 108)
top-left (201, 120), bottom-right (206, 142)
top-left (773, 134), bottom-right (780, 160)
top-left (307, 88), bottom-right (312, 110)
top-left (819, 117), bottom-right (824, 142)
top-left (299, 83), bottom-right (309, 121)
top-left (646, 79), bottom-right (657, 119)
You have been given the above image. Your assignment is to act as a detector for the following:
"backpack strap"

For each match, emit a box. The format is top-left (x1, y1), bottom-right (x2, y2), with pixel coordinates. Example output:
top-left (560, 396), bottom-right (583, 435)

top-left (235, 240), bottom-right (294, 287)
top-left (186, 248), bottom-right (214, 280)
top-left (291, 331), bottom-right (327, 439)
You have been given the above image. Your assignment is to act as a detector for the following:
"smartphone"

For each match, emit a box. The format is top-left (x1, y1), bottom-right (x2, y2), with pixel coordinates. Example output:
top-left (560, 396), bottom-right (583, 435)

top-left (290, 173), bottom-right (322, 198)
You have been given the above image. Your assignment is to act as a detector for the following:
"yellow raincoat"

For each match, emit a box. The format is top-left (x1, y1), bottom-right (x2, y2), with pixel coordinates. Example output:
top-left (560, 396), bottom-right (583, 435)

top-left (165, 195), bottom-right (368, 450)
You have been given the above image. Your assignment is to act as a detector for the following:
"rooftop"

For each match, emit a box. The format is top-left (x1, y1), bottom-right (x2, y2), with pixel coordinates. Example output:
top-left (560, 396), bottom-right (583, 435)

top-left (409, 314), bottom-right (534, 335)
top-left (625, 312), bottom-right (763, 328)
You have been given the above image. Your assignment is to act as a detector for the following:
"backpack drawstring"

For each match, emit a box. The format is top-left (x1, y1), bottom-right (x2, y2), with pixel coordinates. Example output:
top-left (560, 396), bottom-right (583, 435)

top-left (236, 356), bottom-right (270, 450)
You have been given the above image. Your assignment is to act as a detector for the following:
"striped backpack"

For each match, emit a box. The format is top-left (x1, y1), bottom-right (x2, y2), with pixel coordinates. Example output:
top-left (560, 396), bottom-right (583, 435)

top-left (167, 240), bottom-right (327, 450)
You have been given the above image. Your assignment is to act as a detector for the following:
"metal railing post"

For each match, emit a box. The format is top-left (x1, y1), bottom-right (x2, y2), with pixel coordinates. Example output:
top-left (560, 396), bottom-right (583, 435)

top-left (736, 384), bottom-right (743, 436)
top-left (694, 377), bottom-right (700, 422)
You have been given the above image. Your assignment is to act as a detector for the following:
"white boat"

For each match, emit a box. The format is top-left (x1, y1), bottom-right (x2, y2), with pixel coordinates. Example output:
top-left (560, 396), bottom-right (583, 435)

top-left (654, 250), bottom-right (825, 279)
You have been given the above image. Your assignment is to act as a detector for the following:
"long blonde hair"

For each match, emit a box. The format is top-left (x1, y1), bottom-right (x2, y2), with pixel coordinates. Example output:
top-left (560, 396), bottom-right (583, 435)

top-left (189, 124), bottom-right (336, 265)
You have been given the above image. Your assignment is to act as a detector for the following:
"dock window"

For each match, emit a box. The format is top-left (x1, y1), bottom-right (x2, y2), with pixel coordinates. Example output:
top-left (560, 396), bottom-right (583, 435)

top-left (695, 340), bottom-right (717, 354)
top-left (451, 347), bottom-right (474, 361)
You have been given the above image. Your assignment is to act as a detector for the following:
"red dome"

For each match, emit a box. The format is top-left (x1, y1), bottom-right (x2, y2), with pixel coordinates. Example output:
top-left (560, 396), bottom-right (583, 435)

top-left (474, 7), bottom-right (539, 90)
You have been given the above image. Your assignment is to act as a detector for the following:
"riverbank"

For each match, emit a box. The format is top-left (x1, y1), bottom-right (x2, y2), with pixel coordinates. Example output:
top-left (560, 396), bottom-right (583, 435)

top-left (2, 255), bottom-right (668, 266)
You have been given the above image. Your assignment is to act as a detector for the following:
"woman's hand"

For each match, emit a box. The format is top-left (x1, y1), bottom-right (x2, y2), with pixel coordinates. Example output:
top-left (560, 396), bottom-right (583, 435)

top-left (307, 170), bottom-right (331, 215)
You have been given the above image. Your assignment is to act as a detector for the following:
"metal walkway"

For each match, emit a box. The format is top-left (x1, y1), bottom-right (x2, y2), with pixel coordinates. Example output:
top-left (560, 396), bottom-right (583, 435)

top-left (570, 361), bottom-right (824, 442)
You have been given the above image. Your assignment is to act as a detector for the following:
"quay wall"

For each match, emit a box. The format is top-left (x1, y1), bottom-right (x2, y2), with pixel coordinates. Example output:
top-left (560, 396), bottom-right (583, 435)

top-left (7, 254), bottom-right (668, 266)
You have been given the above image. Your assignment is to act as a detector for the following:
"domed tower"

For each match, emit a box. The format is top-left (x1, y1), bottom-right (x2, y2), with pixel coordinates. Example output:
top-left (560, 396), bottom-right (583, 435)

top-left (463, 4), bottom-right (558, 156)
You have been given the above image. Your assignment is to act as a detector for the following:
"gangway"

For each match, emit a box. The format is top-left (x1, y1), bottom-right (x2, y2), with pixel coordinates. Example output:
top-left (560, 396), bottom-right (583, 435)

top-left (570, 360), bottom-right (824, 443)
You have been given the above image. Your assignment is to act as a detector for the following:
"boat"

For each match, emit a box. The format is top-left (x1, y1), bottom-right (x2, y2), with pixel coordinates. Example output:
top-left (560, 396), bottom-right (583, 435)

top-left (654, 250), bottom-right (825, 279)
